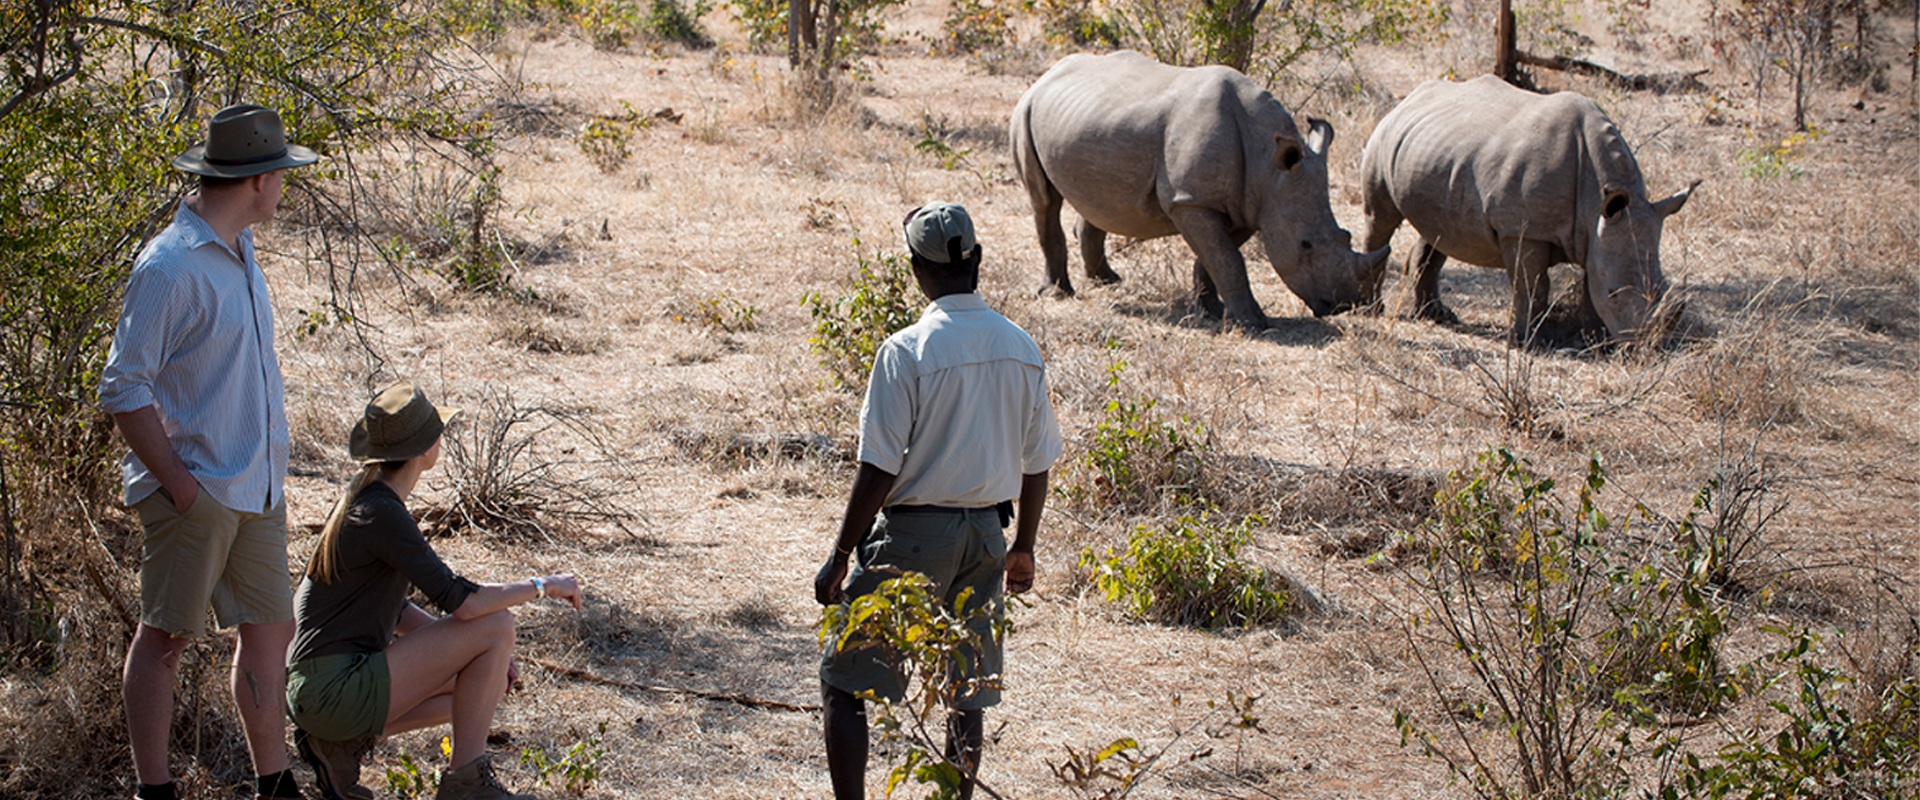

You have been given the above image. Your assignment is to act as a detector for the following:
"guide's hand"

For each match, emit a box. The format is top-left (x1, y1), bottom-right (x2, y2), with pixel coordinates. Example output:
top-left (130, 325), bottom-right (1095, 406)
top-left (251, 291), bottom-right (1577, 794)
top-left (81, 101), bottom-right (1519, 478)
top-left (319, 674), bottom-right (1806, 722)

top-left (815, 556), bottom-right (850, 606)
top-left (1005, 551), bottom-right (1035, 594)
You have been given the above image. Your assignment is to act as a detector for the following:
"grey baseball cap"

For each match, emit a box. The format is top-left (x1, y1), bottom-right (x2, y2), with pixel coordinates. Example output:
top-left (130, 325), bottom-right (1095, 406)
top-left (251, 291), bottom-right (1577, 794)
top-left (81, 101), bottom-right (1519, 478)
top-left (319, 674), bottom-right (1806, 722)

top-left (903, 201), bottom-right (976, 264)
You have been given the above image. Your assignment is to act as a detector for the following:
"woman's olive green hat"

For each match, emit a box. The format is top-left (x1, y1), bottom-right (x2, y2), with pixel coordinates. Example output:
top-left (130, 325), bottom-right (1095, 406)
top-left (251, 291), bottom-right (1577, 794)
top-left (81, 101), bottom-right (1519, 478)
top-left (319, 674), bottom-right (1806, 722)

top-left (349, 382), bottom-right (459, 464)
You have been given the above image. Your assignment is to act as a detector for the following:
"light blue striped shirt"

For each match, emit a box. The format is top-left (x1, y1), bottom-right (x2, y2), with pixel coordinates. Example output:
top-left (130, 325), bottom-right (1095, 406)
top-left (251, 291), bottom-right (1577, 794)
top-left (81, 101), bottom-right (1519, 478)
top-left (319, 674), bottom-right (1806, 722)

top-left (99, 202), bottom-right (288, 512)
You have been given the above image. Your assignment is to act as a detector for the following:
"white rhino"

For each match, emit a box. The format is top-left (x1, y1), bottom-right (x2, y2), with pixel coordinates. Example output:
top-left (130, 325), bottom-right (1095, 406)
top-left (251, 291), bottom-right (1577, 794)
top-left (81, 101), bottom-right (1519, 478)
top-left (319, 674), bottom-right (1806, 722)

top-left (1010, 51), bottom-right (1390, 331)
top-left (1360, 76), bottom-right (1697, 344)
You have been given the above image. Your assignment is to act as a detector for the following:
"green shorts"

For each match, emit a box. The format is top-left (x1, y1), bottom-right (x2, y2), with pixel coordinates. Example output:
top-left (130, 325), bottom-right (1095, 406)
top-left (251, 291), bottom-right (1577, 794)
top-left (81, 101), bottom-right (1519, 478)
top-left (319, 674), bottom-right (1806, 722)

top-left (132, 483), bottom-right (293, 637)
top-left (287, 652), bottom-right (391, 741)
top-left (820, 506), bottom-right (1008, 711)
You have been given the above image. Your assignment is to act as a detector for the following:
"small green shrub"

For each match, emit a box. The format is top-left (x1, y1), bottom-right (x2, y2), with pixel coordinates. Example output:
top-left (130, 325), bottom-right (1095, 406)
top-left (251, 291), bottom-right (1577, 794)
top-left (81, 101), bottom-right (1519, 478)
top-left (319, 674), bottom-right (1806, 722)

top-left (1669, 632), bottom-right (1920, 800)
top-left (383, 746), bottom-right (444, 798)
top-left (803, 238), bottom-right (918, 390)
top-left (914, 128), bottom-right (974, 171)
top-left (577, 0), bottom-right (649, 48)
top-left (1736, 129), bottom-right (1818, 180)
top-left (820, 572), bottom-right (1011, 799)
top-left (579, 113), bottom-right (640, 173)
top-left (668, 289), bottom-right (760, 332)
top-left (1396, 447), bottom-right (1747, 800)
top-left (647, 0), bottom-right (714, 46)
top-left (1024, 0), bottom-right (1124, 45)
top-left (1083, 512), bottom-right (1287, 629)
top-left (940, 0), bottom-right (1016, 53)
top-left (1061, 359), bottom-right (1209, 514)
top-left (520, 722), bottom-right (608, 796)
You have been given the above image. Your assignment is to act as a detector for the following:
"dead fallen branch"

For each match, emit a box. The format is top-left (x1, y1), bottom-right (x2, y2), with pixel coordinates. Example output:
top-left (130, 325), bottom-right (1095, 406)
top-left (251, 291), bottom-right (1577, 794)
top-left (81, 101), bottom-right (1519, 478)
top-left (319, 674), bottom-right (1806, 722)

top-left (1517, 51), bottom-right (1709, 94)
top-left (525, 656), bottom-right (820, 713)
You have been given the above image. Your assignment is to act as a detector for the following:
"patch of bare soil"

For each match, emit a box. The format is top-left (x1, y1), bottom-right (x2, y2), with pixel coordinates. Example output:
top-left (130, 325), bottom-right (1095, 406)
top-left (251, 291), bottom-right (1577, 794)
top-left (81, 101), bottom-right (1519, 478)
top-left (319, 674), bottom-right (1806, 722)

top-left (243, 1), bottom-right (1919, 797)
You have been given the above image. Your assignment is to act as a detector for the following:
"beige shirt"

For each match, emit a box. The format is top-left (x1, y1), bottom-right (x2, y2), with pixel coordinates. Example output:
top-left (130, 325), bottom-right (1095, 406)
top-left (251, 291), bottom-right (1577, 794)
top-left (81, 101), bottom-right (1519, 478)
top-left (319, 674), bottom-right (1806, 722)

top-left (858, 294), bottom-right (1063, 508)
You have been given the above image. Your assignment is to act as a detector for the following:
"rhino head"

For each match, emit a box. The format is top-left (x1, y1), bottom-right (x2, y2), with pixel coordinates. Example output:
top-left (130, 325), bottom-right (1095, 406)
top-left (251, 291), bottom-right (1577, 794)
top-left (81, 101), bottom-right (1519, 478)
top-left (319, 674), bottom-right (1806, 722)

top-left (1588, 178), bottom-right (1699, 339)
top-left (1256, 118), bottom-right (1391, 318)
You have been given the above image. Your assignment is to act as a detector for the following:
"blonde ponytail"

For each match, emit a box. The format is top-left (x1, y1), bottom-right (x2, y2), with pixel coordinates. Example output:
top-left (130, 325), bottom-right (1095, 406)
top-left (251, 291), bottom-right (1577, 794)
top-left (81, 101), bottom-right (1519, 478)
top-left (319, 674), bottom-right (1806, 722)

top-left (306, 463), bottom-right (380, 584)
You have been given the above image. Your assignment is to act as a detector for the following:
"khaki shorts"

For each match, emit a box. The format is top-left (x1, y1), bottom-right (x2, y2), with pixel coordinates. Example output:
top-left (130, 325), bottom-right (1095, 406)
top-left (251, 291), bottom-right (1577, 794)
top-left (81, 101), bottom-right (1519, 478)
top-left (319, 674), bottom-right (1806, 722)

top-left (820, 506), bottom-right (1008, 711)
top-left (133, 483), bottom-right (293, 637)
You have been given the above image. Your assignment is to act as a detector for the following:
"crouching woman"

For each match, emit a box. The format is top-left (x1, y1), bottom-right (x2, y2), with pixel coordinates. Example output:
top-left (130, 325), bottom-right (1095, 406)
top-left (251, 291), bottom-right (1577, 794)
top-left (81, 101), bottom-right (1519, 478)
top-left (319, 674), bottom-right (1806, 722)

top-left (287, 382), bottom-right (582, 800)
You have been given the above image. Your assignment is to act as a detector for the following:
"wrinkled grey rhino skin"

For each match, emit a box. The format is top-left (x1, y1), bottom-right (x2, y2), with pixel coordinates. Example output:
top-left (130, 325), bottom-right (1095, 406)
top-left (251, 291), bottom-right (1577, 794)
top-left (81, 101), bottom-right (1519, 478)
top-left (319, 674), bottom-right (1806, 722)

top-left (1361, 76), bottom-right (1697, 344)
top-left (1011, 51), bottom-right (1390, 331)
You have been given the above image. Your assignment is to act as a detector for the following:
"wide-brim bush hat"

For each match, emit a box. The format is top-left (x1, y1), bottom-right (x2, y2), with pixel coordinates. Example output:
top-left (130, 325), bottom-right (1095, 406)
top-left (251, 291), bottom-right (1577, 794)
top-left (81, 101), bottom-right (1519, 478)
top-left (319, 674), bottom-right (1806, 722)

top-left (349, 382), bottom-right (459, 464)
top-left (172, 104), bottom-right (320, 178)
top-left (903, 201), bottom-right (976, 264)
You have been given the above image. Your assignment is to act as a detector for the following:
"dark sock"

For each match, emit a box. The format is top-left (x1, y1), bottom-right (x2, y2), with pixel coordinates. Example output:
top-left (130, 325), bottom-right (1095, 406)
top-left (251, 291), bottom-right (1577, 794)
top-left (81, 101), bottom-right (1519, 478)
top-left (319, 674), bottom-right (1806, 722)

top-left (257, 769), bottom-right (300, 798)
top-left (135, 782), bottom-right (176, 800)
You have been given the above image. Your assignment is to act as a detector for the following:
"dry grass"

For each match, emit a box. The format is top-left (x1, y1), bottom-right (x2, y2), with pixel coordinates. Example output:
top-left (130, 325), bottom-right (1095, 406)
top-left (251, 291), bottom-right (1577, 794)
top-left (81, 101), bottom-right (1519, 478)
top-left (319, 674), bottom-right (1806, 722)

top-left (7, 1), bottom-right (1919, 797)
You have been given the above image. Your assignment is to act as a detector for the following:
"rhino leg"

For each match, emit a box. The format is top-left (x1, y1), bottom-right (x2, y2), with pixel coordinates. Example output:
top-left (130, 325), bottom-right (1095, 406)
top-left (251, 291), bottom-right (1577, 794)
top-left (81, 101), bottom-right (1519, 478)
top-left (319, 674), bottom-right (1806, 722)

top-left (1027, 170), bottom-right (1073, 299)
top-left (1361, 185), bottom-right (1402, 310)
top-left (1076, 218), bottom-right (1121, 285)
top-left (1170, 206), bottom-right (1266, 330)
top-left (1501, 237), bottom-right (1556, 347)
top-left (1190, 227), bottom-right (1256, 320)
top-left (1411, 239), bottom-right (1457, 325)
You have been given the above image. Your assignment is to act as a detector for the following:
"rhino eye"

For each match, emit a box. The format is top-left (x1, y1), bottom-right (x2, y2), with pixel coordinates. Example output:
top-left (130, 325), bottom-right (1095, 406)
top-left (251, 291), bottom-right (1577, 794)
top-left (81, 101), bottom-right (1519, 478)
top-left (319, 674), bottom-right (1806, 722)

top-left (1300, 240), bottom-right (1313, 251)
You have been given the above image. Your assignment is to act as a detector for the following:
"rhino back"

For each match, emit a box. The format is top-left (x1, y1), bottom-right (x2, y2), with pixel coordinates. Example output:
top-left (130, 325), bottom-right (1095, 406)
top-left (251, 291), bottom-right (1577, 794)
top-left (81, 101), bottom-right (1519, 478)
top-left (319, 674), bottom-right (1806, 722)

top-left (1019, 51), bottom-right (1291, 238)
top-left (1367, 76), bottom-right (1626, 268)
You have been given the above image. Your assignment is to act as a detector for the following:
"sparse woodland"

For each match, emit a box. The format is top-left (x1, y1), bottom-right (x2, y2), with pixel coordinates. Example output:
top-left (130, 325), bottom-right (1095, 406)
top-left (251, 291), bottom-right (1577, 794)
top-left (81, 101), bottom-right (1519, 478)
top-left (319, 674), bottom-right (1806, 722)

top-left (1, 0), bottom-right (1917, 797)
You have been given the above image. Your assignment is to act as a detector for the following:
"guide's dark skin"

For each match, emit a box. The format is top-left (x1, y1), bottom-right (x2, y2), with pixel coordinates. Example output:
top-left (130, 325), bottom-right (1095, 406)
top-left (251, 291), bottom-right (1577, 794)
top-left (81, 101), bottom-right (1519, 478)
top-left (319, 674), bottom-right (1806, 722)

top-left (813, 242), bottom-right (1051, 800)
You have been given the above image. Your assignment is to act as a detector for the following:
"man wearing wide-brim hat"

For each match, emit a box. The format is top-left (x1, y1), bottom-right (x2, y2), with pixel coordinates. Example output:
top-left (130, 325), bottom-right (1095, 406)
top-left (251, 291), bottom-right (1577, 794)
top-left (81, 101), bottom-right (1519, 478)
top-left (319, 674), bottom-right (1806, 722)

top-left (99, 103), bottom-right (319, 800)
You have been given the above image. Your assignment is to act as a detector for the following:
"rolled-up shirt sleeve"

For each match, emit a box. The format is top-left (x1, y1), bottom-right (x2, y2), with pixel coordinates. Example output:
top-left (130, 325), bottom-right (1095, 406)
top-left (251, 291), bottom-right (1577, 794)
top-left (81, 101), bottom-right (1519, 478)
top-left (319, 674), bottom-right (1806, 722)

top-left (99, 266), bottom-right (186, 414)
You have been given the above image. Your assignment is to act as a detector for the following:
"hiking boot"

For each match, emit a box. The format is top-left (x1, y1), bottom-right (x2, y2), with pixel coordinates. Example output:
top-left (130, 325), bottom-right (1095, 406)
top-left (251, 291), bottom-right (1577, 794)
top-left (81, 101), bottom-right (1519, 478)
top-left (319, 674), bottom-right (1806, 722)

top-left (434, 754), bottom-right (537, 800)
top-left (294, 727), bottom-right (375, 800)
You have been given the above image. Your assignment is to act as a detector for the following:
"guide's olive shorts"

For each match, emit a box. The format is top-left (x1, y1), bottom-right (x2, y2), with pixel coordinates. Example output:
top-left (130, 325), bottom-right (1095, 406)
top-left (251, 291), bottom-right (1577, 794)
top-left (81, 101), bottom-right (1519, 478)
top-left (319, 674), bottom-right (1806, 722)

top-left (819, 506), bottom-right (1008, 711)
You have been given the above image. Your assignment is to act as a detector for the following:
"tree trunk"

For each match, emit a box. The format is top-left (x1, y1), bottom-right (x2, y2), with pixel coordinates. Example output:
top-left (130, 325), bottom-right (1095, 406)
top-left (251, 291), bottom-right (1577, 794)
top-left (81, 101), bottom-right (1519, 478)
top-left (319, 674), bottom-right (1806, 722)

top-left (1495, 0), bottom-right (1518, 84)
top-left (1209, 0), bottom-right (1266, 73)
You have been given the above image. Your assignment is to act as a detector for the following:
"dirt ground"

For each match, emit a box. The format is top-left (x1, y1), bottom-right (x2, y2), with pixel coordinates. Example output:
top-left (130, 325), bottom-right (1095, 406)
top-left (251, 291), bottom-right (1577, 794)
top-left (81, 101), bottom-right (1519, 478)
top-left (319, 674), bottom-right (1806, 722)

top-left (233, 1), bottom-right (1920, 797)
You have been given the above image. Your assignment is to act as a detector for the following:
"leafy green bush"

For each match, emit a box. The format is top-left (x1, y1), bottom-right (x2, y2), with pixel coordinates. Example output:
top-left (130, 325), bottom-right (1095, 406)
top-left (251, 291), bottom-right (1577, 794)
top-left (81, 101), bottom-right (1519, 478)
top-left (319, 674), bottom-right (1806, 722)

top-left (1669, 632), bottom-right (1920, 800)
top-left (667, 289), bottom-right (761, 333)
top-left (1100, 0), bottom-right (1447, 80)
top-left (1060, 359), bottom-right (1209, 514)
top-left (647, 0), bottom-right (715, 46)
top-left (820, 572), bottom-right (1011, 799)
top-left (520, 722), bottom-right (608, 796)
top-left (1083, 512), bottom-right (1288, 629)
top-left (940, 0), bottom-right (1016, 54)
top-left (1025, 0), bottom-right (1124, 46)
top-left (1397, 447), bottom-right (1740, 800)
top-left (803, 238), bottom-right (918, 390)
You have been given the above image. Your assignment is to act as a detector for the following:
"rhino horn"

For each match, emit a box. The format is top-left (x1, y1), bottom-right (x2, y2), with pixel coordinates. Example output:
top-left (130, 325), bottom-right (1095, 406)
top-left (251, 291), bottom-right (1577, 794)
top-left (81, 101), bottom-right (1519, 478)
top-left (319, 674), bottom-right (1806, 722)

top-left (1653, 178), bottom-right (1703, 218)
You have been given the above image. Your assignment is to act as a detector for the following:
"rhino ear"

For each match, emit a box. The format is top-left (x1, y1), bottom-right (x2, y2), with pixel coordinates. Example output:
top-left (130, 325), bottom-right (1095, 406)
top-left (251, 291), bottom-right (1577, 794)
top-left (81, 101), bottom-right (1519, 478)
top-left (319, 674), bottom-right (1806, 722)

top-left (1653, 178), bottom-right (1702, 218)
top-left (1305, 117), bottom-right (1335, 155)
top-left (1273, 133), bottom-right (1305, 171)
top-left (1603, 186), bottom-right (1629, 219)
